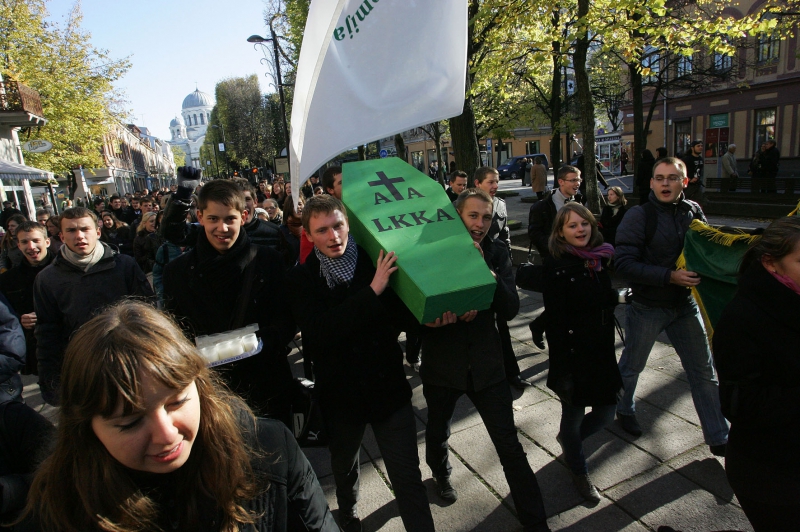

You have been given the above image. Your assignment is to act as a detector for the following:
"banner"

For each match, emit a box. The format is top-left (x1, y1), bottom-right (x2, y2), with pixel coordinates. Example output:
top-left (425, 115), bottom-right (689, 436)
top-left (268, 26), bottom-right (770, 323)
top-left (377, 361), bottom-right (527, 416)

top-left (289, 0), bottom-right (468, 200)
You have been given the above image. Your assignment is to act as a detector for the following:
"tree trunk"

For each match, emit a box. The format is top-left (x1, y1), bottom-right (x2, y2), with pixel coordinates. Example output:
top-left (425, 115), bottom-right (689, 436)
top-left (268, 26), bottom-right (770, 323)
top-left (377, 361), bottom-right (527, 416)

top-left (449, 89), bottom-right (481, 178)
top-left (394, 134), bottom-right (406, 163)
top-left (630, 63), bottom-right (645, 179)
top-left (549, 11), bottom-right (562, 172)
top-left (575, 0), bottom-right (599, 214)
top-left (357, 145), bottom-right (366, 161)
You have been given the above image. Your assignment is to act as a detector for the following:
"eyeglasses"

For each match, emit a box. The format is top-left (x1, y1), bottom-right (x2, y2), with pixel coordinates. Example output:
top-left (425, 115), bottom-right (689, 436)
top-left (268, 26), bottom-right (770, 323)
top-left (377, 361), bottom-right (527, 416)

top-left (653, 175), bottom-right (684, 182)
top-left (563, 178), bottom-right (582, 183)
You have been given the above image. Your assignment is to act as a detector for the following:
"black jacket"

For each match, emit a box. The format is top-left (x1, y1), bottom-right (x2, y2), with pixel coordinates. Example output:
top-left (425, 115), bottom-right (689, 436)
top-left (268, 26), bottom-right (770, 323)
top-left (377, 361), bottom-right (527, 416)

top-left (133, 231), bottom-right (164, 274)
top-left (713, 263), bottom-right (800, 503)
top-left (100, 225), bottom-right (134, 256)
top-left (163, 230), bottom-right (295, 415)
top-left (614, 191), bottom-right (705, 307)
top-left (287, 246), bottom-right (414, 424)
top-left (542, 255), bottom-right (621, 406)
top-left (420, 237), bottom-right (519, 391)
top-left (599, 204), bottom-right (627, 247)
top-left (33, 243), bottom-right (153, 404)
top-left (0, 294), bottom-right (25, 404)
top-left (0, 252), bottom-right (55, 375)
top-left (244, 217), bottom-right (281, 250)
top-left (528, 194), bottom-right (557, 257)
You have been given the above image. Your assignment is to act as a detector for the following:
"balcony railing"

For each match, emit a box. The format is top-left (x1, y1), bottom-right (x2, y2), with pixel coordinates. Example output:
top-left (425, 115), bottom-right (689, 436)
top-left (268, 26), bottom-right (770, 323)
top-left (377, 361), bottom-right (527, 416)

top-left (0, 80), bottom-right (45, 118)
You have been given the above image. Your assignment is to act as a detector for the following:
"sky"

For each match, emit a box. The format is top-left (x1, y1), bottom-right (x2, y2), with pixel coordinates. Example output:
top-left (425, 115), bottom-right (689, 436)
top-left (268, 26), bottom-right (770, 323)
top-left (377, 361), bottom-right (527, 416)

top-left (46, 0), bottom-right (272, 140)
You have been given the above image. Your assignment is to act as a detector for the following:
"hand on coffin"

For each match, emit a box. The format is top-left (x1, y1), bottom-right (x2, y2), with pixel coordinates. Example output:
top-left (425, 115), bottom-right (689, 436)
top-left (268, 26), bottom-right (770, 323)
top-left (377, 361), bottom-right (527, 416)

top-left (370, 250), bottom-right (399, 296)
top-left (424, 311), bottom-right (458, 328)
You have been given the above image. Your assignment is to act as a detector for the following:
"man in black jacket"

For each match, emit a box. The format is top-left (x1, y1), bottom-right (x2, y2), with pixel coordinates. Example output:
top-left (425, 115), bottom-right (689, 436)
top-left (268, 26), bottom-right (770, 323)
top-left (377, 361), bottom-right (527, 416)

top-left (614, 157), bottom-right (729, 456)
top-left (526, 165), bottom-right (582, 348)
top-left (162, 180), bottom-right (296, 424)
top-left (287, 195), bottom-right (434, 532)
top-left (422, 189), bottom-right (550, 532)
top-left (445, 171), bottom-right (467, 202)
top-left (33, 208), bottom-right (153, 405)
top-left (236, 179), bottom-right (281, 249)
top-left (0, 222), bottom-right (54, 376)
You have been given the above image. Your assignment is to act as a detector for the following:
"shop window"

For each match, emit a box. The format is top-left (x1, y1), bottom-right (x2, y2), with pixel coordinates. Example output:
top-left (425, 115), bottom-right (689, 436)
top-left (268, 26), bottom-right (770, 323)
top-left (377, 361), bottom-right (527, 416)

top-left (525, 140), bottom-right (540, 154)
top-left (411, 150), bottom-right (424, 172)
top-left (674, 120), bottom-right (692, 157)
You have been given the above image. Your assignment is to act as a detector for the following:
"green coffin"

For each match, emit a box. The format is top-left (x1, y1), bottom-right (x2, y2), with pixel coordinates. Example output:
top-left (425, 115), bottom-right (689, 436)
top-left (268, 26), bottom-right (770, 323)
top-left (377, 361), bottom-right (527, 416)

top-left (342, 159), bottom-right (496, 323)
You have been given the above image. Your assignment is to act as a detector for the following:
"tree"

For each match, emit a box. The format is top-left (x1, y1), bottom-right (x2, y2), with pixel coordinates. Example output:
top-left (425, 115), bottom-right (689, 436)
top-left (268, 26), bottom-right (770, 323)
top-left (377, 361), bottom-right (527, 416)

top-left (170, 145), bottom-right (186, 168)
top-left (0, 0), bottom-right (130, 175)
top-left (420, 121), bottom-right (449, 186)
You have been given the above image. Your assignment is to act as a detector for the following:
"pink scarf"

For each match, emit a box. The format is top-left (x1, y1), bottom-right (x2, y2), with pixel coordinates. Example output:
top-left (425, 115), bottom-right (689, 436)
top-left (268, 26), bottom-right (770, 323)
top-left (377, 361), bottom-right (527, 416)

top-left (768, 268), bottom-right (800, 296)
top-left (565, 243), bottom-right (615, 272)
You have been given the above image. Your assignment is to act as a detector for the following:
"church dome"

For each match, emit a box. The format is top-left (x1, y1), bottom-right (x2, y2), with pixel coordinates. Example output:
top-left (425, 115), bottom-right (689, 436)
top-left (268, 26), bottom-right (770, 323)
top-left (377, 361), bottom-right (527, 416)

top-left (170, 115), bottom-right (185, 127)
top-left (182, 89), bottom-right (214, 109)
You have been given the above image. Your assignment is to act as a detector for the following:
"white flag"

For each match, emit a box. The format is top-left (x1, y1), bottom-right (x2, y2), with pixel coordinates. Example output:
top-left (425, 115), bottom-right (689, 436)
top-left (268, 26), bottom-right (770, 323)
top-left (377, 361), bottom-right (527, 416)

top-left (289, 0), bottom-right (467, 200)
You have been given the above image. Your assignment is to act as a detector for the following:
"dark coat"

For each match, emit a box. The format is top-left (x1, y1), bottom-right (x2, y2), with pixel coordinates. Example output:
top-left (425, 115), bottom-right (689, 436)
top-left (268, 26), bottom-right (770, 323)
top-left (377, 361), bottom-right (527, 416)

top-left (133, 231), bottom-right (164, 274)
top-left (244, 217), bottom-right (281, 250)
top-left (100, 225), bottom-right (134, 256)
top-left (614, 191), bottom-right (705, 307)
top-left (713, 263), bottom-right (800, 504)
top-left (33, 243), bottom-right (153, 404)
top-left (0, 401), bottom-right (55, 521)
top-left (0, 293), bottom-right (25, 404)
top-left (599, 204), bottom-right (627, 247)
top-left (287, 246), bottom-right (414, 424)
top-left (420, 237), bottom-right (519, 391)
top-left (760, 145), bottom-right (780, 179)
top-left (162, 230), bottom-right (296, 414)
top-left (542, 254), bottom-right (621, 406)
top-left (528, 194), bottom-right (557, 257)
top-left (0, 251), bottom-right (55, 375)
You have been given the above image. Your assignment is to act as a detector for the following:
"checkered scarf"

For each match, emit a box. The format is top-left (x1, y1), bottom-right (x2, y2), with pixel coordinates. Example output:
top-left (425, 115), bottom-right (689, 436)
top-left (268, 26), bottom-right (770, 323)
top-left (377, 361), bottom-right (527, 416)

top-left (315, 235), bottom-right (358, 288)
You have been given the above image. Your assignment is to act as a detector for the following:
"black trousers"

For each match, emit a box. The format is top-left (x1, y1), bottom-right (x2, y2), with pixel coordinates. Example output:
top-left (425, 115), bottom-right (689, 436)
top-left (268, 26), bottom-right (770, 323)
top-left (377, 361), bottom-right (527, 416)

top-left (497, 316), bottom-right (520, 379)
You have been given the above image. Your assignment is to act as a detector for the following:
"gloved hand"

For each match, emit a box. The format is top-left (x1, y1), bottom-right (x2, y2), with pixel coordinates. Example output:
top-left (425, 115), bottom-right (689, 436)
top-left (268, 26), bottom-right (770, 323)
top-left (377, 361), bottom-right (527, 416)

top-left (175, 166), bottom-right (201, 201)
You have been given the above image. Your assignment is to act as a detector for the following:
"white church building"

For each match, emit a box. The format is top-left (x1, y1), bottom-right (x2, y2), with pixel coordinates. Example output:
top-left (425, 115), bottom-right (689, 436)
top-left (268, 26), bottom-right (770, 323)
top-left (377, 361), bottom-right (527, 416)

top-left (168, 88), bottom-right (214, 168)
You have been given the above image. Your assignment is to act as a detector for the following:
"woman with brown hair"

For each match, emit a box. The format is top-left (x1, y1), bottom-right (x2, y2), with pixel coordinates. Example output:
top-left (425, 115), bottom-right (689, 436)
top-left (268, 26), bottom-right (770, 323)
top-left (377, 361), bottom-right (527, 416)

top-left (713, 216), bottom-right (800, 530)
top-left (0, 214), bottom-right (26, 272)
top-left (542, 203), bottom-right (621, 504)
top-left (20, 300), bottom-right (335, 532)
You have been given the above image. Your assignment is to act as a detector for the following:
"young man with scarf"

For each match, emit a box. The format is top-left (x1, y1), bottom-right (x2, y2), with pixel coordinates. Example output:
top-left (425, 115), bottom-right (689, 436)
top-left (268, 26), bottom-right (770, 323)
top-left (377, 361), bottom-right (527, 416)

top-left (162, 179), bottom-right (296, 424)
top-left (421, 188), bottom-right (550, 532)
top-left (32, 208), bottom-right (153, 405)
top-left (287, 195), bottom-right (434, 532)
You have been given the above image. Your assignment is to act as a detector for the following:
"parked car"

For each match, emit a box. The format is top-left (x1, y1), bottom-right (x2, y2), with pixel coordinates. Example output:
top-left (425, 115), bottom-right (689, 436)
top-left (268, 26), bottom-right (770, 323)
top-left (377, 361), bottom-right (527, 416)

top-left (496, 154), bottom-right (549, 180)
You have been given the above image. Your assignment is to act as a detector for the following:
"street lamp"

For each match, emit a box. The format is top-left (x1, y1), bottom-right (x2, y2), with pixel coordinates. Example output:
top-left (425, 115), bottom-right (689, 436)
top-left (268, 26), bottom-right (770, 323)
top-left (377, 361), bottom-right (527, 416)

top-left (211, 124), bottom-right (229, 178)
top-left (247, 25), bottom-right (290, 170)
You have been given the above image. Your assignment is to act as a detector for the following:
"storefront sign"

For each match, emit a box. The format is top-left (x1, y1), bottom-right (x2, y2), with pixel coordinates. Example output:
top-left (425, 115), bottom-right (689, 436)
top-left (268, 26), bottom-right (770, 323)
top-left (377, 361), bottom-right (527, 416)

top-left (709, 113), bottom-right (729, 129)
top-left (343, 158), bottom-right (496, 323)
top-left (21, 140), bottom-right (53, 153)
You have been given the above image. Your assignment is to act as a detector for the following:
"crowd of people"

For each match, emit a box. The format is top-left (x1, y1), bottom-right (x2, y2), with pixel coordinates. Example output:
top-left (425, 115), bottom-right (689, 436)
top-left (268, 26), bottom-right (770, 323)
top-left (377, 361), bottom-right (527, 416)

top-left (0, 153), bottom-right (795, 532)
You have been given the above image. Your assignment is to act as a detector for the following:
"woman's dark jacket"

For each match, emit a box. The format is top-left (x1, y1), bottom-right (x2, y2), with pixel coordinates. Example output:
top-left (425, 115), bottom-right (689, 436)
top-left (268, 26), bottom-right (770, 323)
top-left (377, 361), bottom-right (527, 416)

top-left (100, 225), bottom-right (134, 256)
top-left (713, 263), bottom-right (800, 504)
top-left (542, 254), bottom-right (622, 406)
top-left (133, 231), bottom-right (164, 274)
top-left (0, 293), bottom-right (25, 403)
top-left (599, 204), bottom-right (627, 247)
top-left (420, 237), bottom-right (519, 392)
top-left (162, 230), bottom-right (296, 416)
top-left (287, 246), bottom-right (414, 424)
top-left (0, 251), bottom-right (55, 375)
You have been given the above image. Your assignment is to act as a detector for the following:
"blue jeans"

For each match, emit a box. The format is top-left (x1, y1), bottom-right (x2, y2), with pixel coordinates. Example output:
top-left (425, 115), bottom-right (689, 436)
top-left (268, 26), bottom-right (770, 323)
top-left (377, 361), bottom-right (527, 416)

top-left (424, 380), bottom-right (549, 531)
top-left (325, 403), bottom-right (434, 531)
top-left (559, 403), bottom-right (616, 475)
top-left (616, 299), bottom-right (729, 446)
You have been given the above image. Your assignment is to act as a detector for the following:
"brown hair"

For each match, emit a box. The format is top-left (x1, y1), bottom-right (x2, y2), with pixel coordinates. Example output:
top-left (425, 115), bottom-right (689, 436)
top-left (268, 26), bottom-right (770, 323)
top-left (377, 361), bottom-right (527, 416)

top-left (301, 194), bottom-right (347, 233)
top-left (557, 165), bottom-right (581, 181)
top-left (59, 207), bottom-right (98, 229)
top-left (473, 166), bottom-right (498, 185)
top-left (322, 166), bottom-right (342, 193)
top-left (449, 170), bottom-right (468, 183)
top-left (607, 186), bottom-right (627, 206)
top-left (15, 220), bottom-right (48, 239)
top-left (653, 157), bottom-right (687, 178)
top-left (740, 216), bottom-right (800, 276)
top-left (23, 301), bottom-right (258, 532)
top-left (454, 188), bottom-right (493, 212)
top-left (548, 203), bottom-right (604, 257)
top-left (197, 179), bottom-right (246, 213)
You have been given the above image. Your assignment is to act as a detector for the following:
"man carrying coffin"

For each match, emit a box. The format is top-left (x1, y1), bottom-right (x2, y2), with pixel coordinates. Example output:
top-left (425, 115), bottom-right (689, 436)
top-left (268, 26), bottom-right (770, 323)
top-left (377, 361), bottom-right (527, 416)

top-left (421, 188), bottom-right (550, 532)
top-left (288, 195), bottom-right (434, 532)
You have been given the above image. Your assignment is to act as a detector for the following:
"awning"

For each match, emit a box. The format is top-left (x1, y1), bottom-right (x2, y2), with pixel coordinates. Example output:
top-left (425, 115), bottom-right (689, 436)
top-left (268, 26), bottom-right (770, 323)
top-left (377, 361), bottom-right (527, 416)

top-left (0, 158), bottom-right (54, 180)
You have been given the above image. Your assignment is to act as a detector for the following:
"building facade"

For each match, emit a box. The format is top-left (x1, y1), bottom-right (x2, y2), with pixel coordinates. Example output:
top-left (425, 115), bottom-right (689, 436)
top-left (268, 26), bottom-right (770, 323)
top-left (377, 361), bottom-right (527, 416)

top-left (168, 88), bottom-right (214, 168)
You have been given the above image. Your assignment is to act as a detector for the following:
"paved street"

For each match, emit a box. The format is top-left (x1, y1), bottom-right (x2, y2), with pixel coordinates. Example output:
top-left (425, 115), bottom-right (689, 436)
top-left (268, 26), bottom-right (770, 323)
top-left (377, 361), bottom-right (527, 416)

top-left (19, 176), bottom-right (765, 531)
